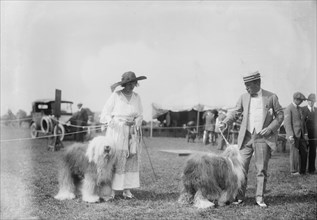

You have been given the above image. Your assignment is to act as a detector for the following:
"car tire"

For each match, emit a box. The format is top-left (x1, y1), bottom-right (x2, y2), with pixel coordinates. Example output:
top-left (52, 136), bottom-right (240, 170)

top-left (41, 116), bottom-right (53, 134)
top-left (30, 123), bottom-right (38, 138)
top-left (54, 124), bottom-right (65, 141)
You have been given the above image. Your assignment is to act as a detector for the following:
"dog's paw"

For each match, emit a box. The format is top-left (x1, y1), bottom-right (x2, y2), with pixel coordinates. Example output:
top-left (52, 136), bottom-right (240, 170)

top-left (82, 195), bottom-right (100, 203)
top-left (194, 199), bottom-right (215, 209)
top-left (54, 191), bottom-right (76, 200)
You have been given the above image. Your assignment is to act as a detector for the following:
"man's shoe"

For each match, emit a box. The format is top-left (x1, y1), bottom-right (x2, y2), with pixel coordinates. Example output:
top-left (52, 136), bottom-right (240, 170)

top-left (291, 172), bottom-right (300, 176)
top-left (232, 199), bottom-right (243, 205)
top-left (256, 197), bottom-right (267, 208)
top-left (256, 200), bottom-right (267, 208)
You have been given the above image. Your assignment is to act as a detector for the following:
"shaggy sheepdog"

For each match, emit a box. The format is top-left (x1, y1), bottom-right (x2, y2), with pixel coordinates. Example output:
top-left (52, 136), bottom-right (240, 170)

top-left (54, 136), bottom-right (116, 203)
top-left (178, 145), bottom-right (245, 209)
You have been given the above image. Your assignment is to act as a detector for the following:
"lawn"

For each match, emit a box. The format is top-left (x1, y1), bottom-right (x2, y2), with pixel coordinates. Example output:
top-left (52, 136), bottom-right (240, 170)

top-left (1, 126), bottom-right (316, 220)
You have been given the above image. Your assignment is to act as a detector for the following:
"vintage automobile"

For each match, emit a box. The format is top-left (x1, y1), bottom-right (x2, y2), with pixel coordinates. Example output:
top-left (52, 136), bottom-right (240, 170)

top-left (30, 99), bottom-right (91, 141)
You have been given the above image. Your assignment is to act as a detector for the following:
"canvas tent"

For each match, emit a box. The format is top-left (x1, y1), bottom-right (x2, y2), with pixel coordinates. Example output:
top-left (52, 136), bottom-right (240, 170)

top-left (149, 78), bottom-right (234, 137)
top-left (151, 102), bottom-right (219, 137)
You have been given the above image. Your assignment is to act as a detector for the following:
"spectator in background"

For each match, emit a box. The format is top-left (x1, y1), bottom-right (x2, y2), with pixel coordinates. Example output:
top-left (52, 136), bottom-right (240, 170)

top-left (75, 103), bottom-right (88, 142)
top-left (215, 109), bottom-right (228, 150)
top-left (202, 109), bottom-right (218, 145)
top-left (165, 111), bottom-right (171, 127)
top-left (302, 93), bottom-right (317, 174)
top-left (186, 119), bottom-right (197, 142)
top-left (284, 92), bottom-right (308, 176)
top-left (230, 114), bottom-right (243, 145)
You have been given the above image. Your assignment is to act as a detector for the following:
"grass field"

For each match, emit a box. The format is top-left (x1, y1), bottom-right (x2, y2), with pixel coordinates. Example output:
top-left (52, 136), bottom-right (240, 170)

top-left (1, 126), bottom-right (316, 220)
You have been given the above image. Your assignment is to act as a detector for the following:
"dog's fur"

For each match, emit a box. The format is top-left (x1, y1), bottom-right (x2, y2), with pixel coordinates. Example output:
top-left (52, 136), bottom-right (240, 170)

top-left (54, 136), bottom-right (116, 203)
top-left (178, 145), bottom-right (245, 209)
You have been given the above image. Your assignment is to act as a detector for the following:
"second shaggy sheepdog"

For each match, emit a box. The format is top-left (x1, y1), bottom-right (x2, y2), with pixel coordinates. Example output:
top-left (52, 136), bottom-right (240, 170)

top-left (54, 136), bottom-right (116, 203)
top-left (178, 145), bottom-right (245, 209)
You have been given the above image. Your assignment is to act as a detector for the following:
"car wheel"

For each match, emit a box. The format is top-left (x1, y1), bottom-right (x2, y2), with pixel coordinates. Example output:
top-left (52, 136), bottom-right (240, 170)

top-left (30, 123), bottom-right (38, 138)
top-left (54, 124), bottom-right (65, 141)
top-left (41, 116), bottom-right (53, 134)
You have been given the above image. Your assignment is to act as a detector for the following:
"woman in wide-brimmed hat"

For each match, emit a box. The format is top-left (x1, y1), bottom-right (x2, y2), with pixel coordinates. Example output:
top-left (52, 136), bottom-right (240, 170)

top-left (100, 71), bottom-right (147, 200)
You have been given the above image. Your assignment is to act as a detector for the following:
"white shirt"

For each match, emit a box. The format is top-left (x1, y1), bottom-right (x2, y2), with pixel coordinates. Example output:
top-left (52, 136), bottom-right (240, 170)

top-left (308, 105), bottom-right (314, 112)
top-left (247, 89), bottom-right (263, 133)
top-left (100, 90), bottom-right (143, 127)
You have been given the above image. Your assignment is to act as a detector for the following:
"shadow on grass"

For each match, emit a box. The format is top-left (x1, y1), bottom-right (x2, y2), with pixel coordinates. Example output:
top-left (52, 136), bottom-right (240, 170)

top-left (131, 190), bottom-right (180, 201)
top-left (234, 193), bottom-right (316, 207)
top-left (133, 189), bottom-right (316, 205)
top-left (131, 188), bottom-right (317, 205)
top-left (265, 193), bottom-right (317, 205)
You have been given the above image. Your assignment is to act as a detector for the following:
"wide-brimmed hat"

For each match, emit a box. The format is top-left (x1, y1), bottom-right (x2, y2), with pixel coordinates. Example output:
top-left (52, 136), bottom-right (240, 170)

top-left (243, 71), bottom-right (261, 83)
top-left (218, 108), bottom-right (227, 114)
top-left (293, 92), bottom-right (306, 100)
top-left (307, 93), bottom-right (316, 102)
top-left (111, 71), bottom-right (147, 92)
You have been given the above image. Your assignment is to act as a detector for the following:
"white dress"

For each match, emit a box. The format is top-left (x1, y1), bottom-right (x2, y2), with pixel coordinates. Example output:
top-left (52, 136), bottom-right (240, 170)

top-left (100, 90), bottom-right (143, 190)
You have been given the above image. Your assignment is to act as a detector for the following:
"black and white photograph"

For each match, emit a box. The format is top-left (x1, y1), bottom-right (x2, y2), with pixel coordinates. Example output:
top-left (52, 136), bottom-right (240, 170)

top-left (1, 1), bottom-right (316, 219)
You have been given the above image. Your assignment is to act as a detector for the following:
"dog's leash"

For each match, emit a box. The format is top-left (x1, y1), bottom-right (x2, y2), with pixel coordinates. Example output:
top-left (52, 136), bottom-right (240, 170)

top-left (219, 126), bottom-right (230, 146)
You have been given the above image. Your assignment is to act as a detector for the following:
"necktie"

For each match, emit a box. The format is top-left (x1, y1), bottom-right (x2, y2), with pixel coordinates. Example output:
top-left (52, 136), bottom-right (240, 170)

top-left (296, 106), bottom-right (302, 119)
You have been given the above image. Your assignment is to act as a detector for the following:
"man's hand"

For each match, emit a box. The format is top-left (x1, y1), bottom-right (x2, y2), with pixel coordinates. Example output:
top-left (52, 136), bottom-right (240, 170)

top-left (218, 122), bottom-right (227, 131)
top-left (289, 136), bottom-right (295, 145)
top-left (259, 127), bottom-right (272, 136)
top-left (304, 134), bottom-right (309, 144)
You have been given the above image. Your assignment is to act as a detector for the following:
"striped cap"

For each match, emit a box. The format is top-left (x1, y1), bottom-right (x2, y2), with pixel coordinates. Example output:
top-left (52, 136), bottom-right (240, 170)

top-left (243, 71), bottom-right (261, 83)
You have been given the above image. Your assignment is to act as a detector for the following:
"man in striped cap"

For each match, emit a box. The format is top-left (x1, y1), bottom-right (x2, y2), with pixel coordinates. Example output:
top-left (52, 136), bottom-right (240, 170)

top-left (219, 71), bottom-right (284, 207)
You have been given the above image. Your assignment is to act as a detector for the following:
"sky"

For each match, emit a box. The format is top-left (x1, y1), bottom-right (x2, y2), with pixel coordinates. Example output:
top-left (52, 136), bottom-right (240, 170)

top-left (1, 1), bottom-right (316, 121)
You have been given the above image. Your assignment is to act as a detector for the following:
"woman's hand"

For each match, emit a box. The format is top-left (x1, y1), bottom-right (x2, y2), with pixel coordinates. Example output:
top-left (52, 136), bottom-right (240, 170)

top-left (125, 121), bottom-right (135, 126)
top-left (260, 127), bottom-right (272, 136)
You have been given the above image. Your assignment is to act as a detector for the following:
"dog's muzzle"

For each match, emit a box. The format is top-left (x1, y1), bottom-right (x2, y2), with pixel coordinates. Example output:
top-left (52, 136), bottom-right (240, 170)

top-left (104, 145), bottom-right (111, 158)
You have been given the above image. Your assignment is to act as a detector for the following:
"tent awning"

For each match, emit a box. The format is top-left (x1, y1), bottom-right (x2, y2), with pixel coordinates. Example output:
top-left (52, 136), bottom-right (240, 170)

top-left (152, 103), bottom-right (217, 119)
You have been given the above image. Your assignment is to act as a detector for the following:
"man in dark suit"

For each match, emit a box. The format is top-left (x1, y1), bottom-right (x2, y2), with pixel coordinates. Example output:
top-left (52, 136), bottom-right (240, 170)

top-left (220, 71), bottom-right (284, 208)
top-left (302, 93), bottom-right (317, 174)
top-left (284, 92), bottom-right (308, 176)
top-left (75, 103), bottom-right (88, 142)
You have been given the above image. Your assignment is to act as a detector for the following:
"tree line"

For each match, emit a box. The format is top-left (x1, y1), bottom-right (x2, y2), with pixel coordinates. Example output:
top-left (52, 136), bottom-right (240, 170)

top-left (1, 109), bottom-right (31, 127)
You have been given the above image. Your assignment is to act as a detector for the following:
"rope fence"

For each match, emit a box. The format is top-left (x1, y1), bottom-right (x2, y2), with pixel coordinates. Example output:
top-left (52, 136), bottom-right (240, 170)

top-left (0, 116), bottom-right (226, 131)
top-left (0, 117), bottom-right (32, 122)
top-left (1, 117), bottom-right (317, 143)
top-left (0, 126), bottom-right (104, 143)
